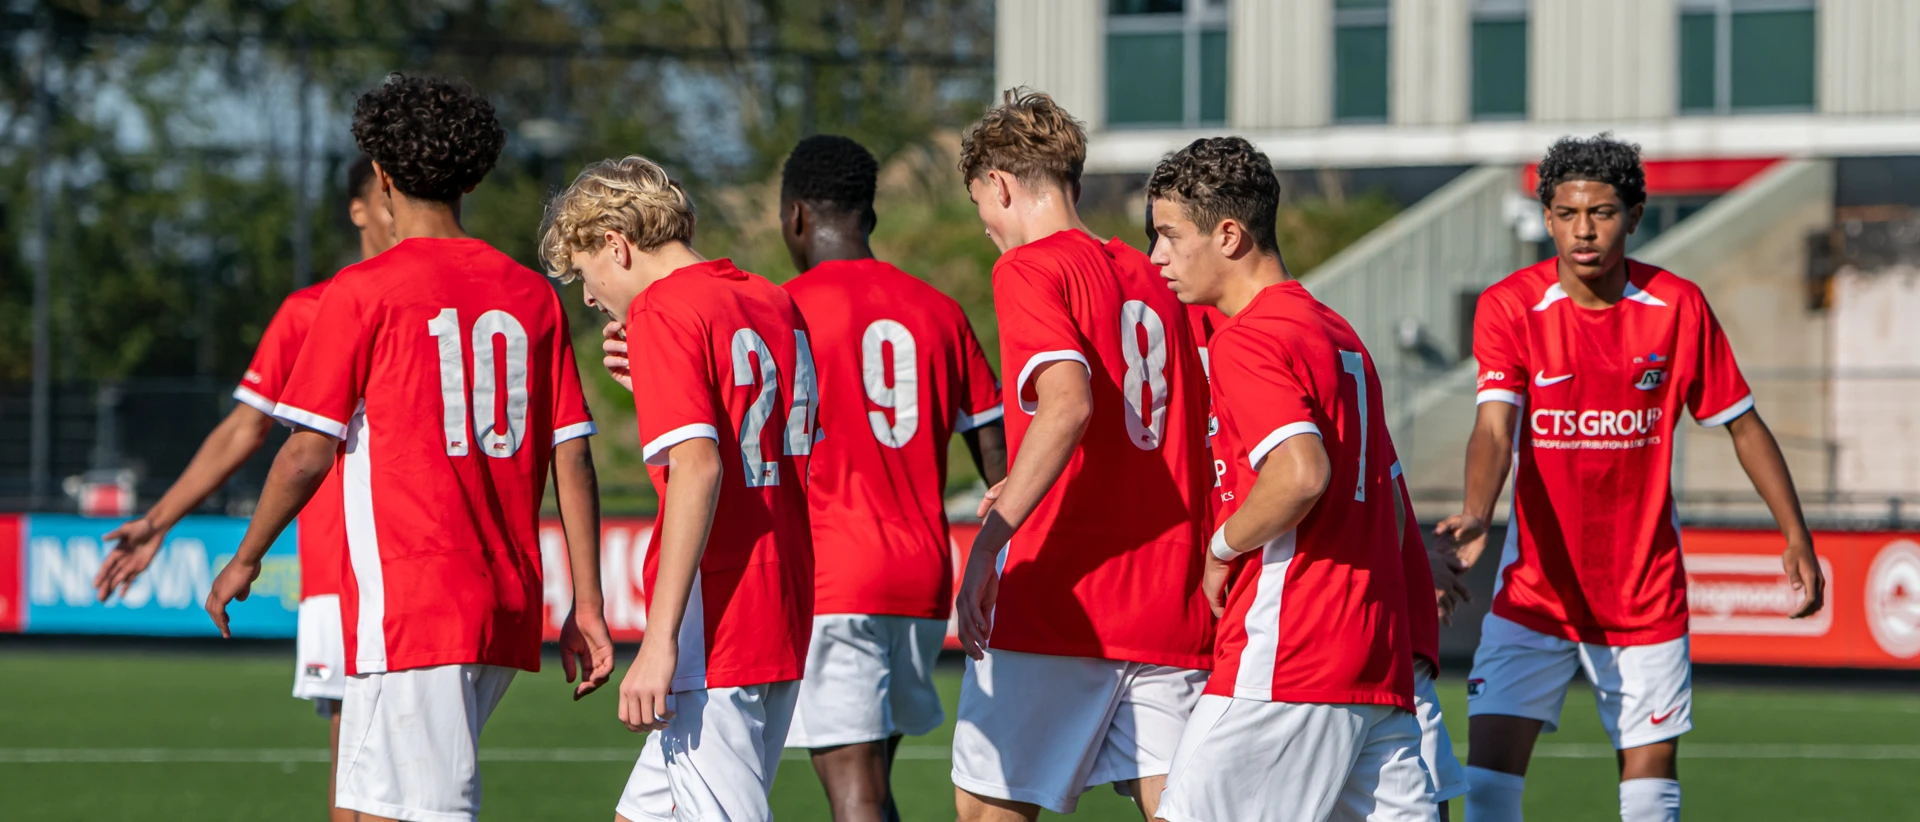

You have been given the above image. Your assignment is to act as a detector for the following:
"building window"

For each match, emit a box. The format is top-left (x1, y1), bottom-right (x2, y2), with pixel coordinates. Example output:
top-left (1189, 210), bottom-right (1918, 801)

top-left (1679, 0), bottom-right (1816, 114)
top-left (1106, 0), bottom-right (1229, 128)
top-left (1333, 0), bottom-right (1390, 122)
top-left (1471, 0), bottom-right (1527, 120)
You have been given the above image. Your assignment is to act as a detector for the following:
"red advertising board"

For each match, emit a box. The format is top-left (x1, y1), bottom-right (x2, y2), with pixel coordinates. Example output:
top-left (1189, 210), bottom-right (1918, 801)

top-left (537, 518), bottom-right (981, 648)
top-left (1686, 530), bottom-right (1920, 669)
top-left (0, 514), bottom-right (20, 632)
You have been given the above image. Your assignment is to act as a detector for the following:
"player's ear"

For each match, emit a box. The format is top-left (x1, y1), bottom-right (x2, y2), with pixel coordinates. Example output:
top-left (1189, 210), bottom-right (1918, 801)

top-left (1625, 201), bottom-right (1645, 235)
top-left (1216, 218), bottom-right (1244, 259)
top-left (349, 198), bottom-right (369, 230)
top-left (989, 170), bottom-right (1014, 208)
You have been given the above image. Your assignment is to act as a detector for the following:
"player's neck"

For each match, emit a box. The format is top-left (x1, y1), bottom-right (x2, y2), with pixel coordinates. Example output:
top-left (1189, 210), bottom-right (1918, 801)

top-left (635, 241), bottom-right (708, 290)
top-left (1216, 254), bottom-right (1292, 317)
top-left (1556, 256), bottom-right (1630, 309)
top-left (1006, 189), bottom-right (1095, 250)
top-left (388, 194), bottom-right (469, 242)
top-left (802, 225), bottom-right (874, 271)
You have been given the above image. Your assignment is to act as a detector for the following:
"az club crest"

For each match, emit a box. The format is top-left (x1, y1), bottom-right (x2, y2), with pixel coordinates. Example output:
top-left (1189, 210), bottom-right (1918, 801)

top-left (1634, 368), bottom-right (1666, 390)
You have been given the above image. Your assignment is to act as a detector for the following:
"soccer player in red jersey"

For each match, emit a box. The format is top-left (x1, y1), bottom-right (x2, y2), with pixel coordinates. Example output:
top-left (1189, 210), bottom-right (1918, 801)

top-left (93, 155), bottom-right (393, 821)
top-left (1147, 137), bottom-right (1434, 822)
top-left (949, 90), bottom-right (1215, 822)
top-left (540, 155), bottom-right (819, 822)
top-left (1434, 135), bottom-right (1826, 822)
top-left (774, 135), bottom-right (1009, 822)
top-left (204, 74), bottom-right (615, 822)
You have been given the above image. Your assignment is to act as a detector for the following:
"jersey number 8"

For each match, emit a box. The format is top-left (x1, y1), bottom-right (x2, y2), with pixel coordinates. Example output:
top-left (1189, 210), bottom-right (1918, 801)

top-left (1120, 300), bottom-right (1170, 451)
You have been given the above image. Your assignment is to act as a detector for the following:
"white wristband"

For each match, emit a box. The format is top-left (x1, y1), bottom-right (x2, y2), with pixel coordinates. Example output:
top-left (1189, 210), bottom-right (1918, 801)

top-left (1210, 526), bottom-right (1240, 563)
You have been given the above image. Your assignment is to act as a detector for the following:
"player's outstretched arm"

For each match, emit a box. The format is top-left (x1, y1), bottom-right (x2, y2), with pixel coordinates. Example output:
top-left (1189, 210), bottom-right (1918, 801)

top-left (96, 403), bottom-right (276, 601)
top-left (204, 429), bottom-right (335, 638)
top-left (553, 438), bottom-right (615, 700)
top-left (963, 422), bottom-right (1010, 488)
top-left (619, 437), bottom-right (721, 734)
top-left (956, 362), bottom-right (1091, 659)
top-left (1435, 400), bottom-right (1517, 568)
top-left (1726, 410), bottom-right (1825, 618)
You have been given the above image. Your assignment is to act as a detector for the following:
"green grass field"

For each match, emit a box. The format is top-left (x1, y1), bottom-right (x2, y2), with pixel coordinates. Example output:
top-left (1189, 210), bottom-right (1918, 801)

top-left (2, 648), bottom-right (1918, 820)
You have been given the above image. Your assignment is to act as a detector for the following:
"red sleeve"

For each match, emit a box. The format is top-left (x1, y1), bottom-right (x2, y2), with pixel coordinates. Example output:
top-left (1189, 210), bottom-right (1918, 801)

top-left (992, 258), bottom-right (1089, 414)
top-left (1472, 288), bottom-right (1527, 407)
top-left (954, 314), bottom-right (1004, 431)
top-left (630, 302), bottom-right (720, 465)
top-left (549, 304), bottom-right (598, 446)
top-left (1687, 297), bottom-right (1755, 427)
top-left (1210, 328), bottom-right (1320, 472)
top-left (235, 295), bottom-right (317, 415)
top-left (275, 281), bottom-right (375, 440)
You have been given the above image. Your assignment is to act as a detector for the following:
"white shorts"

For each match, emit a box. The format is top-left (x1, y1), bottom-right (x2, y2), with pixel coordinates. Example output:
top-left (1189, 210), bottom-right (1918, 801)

top-left (335, 663), bottom-right (517, 822)
top-left (1466, 613), bottom-right (1693, 750)
top-left (616, 681), bottom-right (801, 822)
top-left (786, 614), bottom-right (947, 748)
top-left (1159, 697), bottom-right (1437, 822)
top-left (292, 594), bottom-right (347, 711)
top-left (951, 648), bottom-right (1207, 814)
top-left (1412, 662), bottom-right (1468, 803)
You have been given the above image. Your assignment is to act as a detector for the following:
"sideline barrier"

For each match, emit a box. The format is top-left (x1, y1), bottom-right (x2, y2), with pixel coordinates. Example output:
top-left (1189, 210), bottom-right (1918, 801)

top-left (3, 515), bottom-right (1915, 668)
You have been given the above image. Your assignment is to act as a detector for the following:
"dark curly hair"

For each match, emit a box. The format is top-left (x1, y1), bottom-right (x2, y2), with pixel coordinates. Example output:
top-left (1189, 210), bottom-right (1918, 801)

top-left (1146, 136), bottom-right (1282, 254)
top-left (1536, 133), bottom-right (1647, 209)
top-left (345, 154), bottom-right (376, 201)
top-left (350, 73), bottom-right (505, 204)
top-left (781, 135), bottom-right (878, 219)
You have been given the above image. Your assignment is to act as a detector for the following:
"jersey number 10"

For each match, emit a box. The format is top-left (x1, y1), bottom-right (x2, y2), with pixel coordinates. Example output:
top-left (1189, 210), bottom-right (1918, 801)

top-left (428, 308), bottom-right (530, 459)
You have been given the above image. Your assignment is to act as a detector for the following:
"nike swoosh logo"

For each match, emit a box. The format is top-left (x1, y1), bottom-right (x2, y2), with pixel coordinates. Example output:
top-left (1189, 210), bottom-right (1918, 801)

top-left (1650, 707), bottom-right (1681, 725)
top-left (1534, 371), bottom-right (1573, 387)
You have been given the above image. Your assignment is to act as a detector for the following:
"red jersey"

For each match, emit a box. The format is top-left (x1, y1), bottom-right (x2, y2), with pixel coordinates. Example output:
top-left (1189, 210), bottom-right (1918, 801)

top-left (628, 259), bottom-right (816, 691)
top-left (1188, 304), bottom-right (1232, 515)
top-left (1474, 259), bottom-right (1753, 645)
top-left (236, 282), bottom-right (344, 600)
top-left (1393, 465), bottom-right (1440, 670)
top-left (783, 259), bottom-right (1001, 619)
top-left (987, 231), bottom-right (1213, 670)
top-left (1207, 281), bottom-right (1413, 709)
top-left (274, 238), bottom-right (597, 675)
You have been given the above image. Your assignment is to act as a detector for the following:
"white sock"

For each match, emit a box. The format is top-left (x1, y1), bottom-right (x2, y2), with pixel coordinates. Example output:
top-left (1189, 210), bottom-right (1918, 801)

top-left (1619, 778), bottom-right (1681, 822)
top-left (1464, 766), bottom-right (1526, 822)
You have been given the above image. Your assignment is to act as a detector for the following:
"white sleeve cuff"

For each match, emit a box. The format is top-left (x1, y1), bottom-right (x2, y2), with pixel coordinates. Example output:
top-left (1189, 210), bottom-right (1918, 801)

top-left (1248, 421), bottom-right (1321, 472)
top-left (1015, 350), bottom-right (1091, 415)
top-left (643, 423), bottom-right (719, 466)
top-left (272, 402), bottom-right (348, 440)
top-left (1476, 389), bottom-right (1522, 406)
top-left (1696, 394), bottom-right (1755, 427)
top-left (955, 404), bottom-right (1005, 432)
top-left (232, 386), bottom-right (276, 416)
top-left (553, 421), bottom-right (598, 446)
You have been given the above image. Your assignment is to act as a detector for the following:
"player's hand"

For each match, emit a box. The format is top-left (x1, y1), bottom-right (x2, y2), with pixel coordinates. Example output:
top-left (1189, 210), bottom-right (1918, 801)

top-left (619, 637), bottom-right (678, 734)
top-left (954, 538), bottom-right (1001, 661)
top-left (602, 320), bottom-right (633, 392)
top-left (974, 479), bottom-right (1006, 521)
top-left (95, 517), bottom-right (168, 602)
top-left (204, 557), bottom-right (261, 639)
top-left (1783, 539), bottom-right (1825, 619)
top-left (1428, 545), bottom-right (1472, 625)
top-left (1202, 551), bottom-right (1232, 619)
top-left (1434, 514), bottom-right (1489, 567)
top-left (559, 607), bottom-right (616, 701)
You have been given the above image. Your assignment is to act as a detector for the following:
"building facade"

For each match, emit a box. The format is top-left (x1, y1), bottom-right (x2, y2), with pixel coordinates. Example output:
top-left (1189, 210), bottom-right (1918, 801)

top-left (997, 0), bottom-right (1920, 173)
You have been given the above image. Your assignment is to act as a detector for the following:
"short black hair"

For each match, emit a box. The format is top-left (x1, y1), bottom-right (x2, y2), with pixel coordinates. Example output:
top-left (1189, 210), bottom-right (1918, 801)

top-left (1536, 133), bottom-right (1647, 209)
top-left (1146, 136), bottom-right (1282, 254)
top-left (350, 73), bottom-right (505, 204)
top-left (346, 154), bottom-right (376, 201)
top-left (780, 135), bottom-right (878, 217)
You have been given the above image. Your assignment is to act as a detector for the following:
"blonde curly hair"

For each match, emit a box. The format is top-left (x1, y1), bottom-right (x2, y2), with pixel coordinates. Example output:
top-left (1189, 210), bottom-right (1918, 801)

top-left (539, 155), bottom-right (697, 282)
